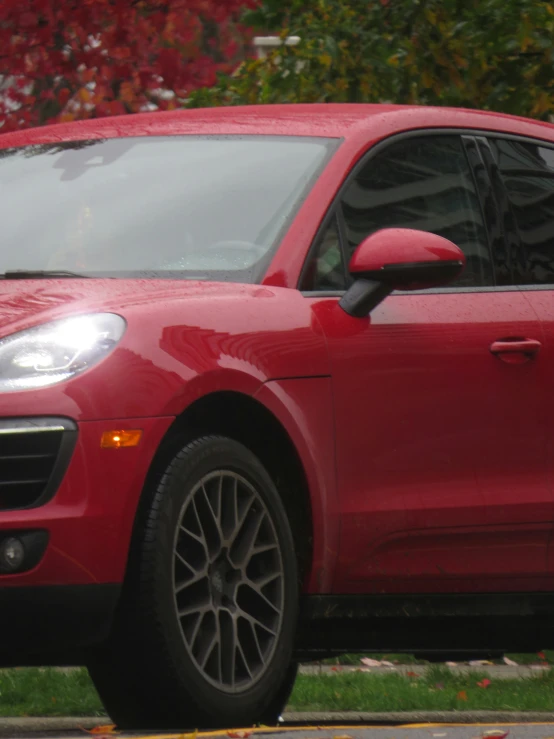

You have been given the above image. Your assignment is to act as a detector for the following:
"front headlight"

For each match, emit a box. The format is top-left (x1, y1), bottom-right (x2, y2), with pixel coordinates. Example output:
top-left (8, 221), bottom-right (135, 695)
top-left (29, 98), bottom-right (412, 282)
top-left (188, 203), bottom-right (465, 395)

top-left (0, 313), bottom-right (126, 391)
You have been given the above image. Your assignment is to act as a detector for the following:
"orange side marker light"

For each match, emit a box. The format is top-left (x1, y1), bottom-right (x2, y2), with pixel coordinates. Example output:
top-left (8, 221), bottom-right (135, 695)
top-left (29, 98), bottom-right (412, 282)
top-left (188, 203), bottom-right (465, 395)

top-left (101, 429), bottom-right (143, 449)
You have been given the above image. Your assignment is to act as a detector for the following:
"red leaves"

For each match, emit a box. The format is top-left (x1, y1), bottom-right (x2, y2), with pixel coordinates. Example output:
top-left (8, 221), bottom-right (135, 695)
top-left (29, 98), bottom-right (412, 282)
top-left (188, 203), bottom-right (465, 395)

top-left (476, 678), bottom-right (491, 689)
top-left (157, 48), bottom-right (182, 88)
top-left (456, 690), bottom-right (468, 701)
top-left (0, 0), bottom-right (255, 130)
top-left (18, 12), bottom-right (38, 28)
top-left (227, 732), bottom-right (252, 738)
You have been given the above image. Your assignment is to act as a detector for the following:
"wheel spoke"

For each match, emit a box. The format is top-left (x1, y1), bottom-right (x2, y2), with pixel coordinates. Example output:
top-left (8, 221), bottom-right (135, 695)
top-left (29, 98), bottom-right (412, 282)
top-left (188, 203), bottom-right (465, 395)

top-left (251, 571), bottom-right (282, 590)
top-left (174, 568), bottom-right (208, 594)
top-left (218, 610), bottom-right (237, 688)
top-left (241, 611), bottom-right (278, 638)
top-left (173, 469), bottom-right (284, 692)
top-left (230, 505), bottom-right (265, 567)
top-left (233, 491), bottom-right (256, 543)
top-left (248, 618), bottom-right (265, 666)
top-left (236, 639), bottom-right (253, 680)
top-left (246, 582), bottom-right (280, 614)
top-left (199, 630), bottom-right (219, 671)
top-left (252, 542), bottom-right (279, 555)
top-left (202, 483), bottom-right (223, 540)
top-left (189, 611), bottom-right (205, 650)
top-left (194, 484), bottom-right (222, 557)
top-left (182, 498), bottom-right (210, 559)
top-left (178, 602), bottom-right (210, 618)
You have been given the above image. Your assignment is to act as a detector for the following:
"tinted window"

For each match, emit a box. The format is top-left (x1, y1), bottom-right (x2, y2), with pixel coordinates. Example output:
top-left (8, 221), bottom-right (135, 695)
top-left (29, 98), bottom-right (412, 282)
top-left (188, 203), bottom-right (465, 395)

top-left (0, 136), bottom-right (335, 282)
top-left (302, 217), bottom-right (344, 291)
top-left (342, 136), bottom-right (492, 287)
top-left (490, 138), bottom-right (554, 285)
top-left (303, 135), bottom-right (493, 291)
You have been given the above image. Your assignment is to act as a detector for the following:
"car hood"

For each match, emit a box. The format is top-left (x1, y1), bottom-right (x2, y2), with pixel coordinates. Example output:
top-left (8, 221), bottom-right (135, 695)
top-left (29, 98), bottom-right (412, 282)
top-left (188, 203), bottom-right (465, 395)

top-left (0, 278), bottom-right (276, 337)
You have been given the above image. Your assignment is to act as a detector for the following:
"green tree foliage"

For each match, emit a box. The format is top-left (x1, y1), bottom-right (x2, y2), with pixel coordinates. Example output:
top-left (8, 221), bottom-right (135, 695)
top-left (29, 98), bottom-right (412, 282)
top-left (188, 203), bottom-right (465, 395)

top-left (188, 0), bottom-right (554, 119)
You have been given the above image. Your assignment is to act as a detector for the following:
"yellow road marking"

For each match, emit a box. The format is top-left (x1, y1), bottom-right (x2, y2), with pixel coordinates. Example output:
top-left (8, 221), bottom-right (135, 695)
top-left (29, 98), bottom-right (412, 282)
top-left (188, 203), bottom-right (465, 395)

top-left (125, 723), bottom-right (554, 739)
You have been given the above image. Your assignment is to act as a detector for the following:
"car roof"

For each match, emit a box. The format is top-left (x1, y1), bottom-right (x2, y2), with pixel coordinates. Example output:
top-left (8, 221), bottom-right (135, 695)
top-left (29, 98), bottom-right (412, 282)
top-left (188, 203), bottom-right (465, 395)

top-left (2, 103), bottom-right (554, 149)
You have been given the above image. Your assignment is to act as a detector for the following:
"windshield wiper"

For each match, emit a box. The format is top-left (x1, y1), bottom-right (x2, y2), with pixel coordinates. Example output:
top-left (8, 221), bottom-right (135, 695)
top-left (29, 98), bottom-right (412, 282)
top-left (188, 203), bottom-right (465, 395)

top-left (0, 270), bottom-right (89, 279)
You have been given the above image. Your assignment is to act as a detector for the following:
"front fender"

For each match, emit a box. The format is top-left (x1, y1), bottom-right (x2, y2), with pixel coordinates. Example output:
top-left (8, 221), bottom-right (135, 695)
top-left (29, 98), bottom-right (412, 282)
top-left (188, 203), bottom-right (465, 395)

top-left (254, 377), bottom-right (338, 594)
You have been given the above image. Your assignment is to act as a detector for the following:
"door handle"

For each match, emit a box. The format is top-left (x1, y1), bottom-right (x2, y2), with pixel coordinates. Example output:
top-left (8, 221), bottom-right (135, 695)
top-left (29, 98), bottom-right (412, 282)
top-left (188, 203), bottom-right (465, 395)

top-left (490, 337), bottom-right (541, 361)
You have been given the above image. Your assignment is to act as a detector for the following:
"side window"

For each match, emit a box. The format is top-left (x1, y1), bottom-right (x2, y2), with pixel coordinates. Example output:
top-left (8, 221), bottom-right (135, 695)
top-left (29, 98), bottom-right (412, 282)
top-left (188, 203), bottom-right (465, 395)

top-left (341, 136), bottom-right (493, 288)
top-left (490, 138), bottom-right (554, 285)
top-left (302, 135), bottom-right (494, 291)
top-left (302, 217), bottom-right (345, 291)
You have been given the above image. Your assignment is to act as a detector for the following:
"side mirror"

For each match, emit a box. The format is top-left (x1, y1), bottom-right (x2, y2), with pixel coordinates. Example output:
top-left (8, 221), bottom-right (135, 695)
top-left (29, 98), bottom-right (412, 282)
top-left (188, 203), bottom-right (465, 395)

top-left (339, 228), bottom-right (466, 318)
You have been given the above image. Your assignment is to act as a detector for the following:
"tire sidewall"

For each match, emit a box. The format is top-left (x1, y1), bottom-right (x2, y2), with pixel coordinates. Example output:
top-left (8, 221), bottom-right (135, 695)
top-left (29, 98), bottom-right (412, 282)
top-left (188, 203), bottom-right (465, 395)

top-left (141, 437), bottom-right (299, 721)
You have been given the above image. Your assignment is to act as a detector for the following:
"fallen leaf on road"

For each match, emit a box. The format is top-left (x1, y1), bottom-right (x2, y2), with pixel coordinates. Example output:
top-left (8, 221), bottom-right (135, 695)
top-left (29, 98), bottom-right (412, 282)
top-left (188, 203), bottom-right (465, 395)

top-left (360, 657), bottom-right (383, 667)
top-left (476, 678), bottom-right (491, 689)
top-left (483, 731), bottom-right (509, 738)
top-left (469, 660), bottom-right (493, 666)
top-left (79, 727), bottom-right (117, 735)
top-left (457, 690), bottom-right (468, 701)
top-left (227, 732), bottom-right (252, 738)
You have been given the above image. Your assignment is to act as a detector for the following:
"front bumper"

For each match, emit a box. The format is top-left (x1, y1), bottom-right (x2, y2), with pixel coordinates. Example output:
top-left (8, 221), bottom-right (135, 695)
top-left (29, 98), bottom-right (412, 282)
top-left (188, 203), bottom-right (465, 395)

top-left (0, 414), bottom-right (173, 656)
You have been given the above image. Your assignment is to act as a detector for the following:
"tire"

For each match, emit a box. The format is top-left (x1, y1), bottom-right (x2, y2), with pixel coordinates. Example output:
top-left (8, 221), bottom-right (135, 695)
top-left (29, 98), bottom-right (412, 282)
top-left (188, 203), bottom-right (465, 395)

top-left (88, 436), bottom-right (299, 730)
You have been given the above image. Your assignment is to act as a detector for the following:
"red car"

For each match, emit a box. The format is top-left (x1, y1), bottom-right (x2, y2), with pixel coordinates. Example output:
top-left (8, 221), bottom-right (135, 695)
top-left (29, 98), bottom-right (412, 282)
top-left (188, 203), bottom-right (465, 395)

top-left (1, 103), bottom-right (554, 727)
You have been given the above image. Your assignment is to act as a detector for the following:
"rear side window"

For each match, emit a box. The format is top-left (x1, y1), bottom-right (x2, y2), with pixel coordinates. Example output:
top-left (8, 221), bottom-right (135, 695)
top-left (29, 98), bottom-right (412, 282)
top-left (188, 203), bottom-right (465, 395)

top-left (303, 135), bottom-right (493, 291)
top-left (490, 138), bottom-right (554, 285)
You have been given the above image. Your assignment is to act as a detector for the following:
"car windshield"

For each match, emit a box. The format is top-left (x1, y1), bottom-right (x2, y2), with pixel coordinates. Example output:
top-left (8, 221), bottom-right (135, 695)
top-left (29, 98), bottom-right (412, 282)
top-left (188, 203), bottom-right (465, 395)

top-left (0, 135), bottom-right (336, 281)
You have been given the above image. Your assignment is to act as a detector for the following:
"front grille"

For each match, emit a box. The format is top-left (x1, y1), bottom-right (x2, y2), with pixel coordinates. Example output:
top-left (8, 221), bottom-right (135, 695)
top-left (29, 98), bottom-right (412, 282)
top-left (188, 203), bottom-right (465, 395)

top-left (0, 418), bottom-right (77, 510)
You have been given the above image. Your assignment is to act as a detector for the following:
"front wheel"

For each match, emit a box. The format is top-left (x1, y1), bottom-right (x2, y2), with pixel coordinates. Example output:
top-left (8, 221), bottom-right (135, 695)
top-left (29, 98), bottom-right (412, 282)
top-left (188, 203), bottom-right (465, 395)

top-left (88, 436), bottom-right (299, 729)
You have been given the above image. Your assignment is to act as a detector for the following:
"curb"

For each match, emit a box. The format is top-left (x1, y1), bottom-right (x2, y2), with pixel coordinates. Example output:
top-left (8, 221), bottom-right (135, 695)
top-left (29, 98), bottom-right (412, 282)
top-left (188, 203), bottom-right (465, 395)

top-left (0, 716), bottom-right (106, 735)
top-left (298, 664), bottom-right (551, 679)
top-left (4, 713), bottom-right (554, 735)
top-left (284, 711), bottom-right (554, 723)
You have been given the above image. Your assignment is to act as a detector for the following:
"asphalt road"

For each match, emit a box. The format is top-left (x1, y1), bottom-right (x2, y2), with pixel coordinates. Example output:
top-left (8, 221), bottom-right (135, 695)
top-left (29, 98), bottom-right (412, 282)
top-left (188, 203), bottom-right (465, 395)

top-left (3, 720), bottom-right (554, 739)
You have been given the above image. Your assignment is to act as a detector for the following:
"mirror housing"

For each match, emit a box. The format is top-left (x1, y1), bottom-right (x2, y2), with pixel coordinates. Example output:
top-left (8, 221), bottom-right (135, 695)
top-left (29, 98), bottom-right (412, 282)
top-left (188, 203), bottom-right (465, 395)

top-left (339, 228), bottom-right (466, 317)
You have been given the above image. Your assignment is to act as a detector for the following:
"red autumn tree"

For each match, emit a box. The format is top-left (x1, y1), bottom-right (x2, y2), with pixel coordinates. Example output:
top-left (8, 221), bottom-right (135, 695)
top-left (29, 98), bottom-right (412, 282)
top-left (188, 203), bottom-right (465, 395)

top-left (0, 0), bottom-right (256, 131)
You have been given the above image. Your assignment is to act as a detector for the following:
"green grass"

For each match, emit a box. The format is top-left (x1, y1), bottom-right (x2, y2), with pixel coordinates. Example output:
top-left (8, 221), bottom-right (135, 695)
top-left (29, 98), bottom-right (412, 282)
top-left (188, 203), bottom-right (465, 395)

top-left (288, 666), bottom-right (554, 713)
top-left (3, 665), bottom-right (554, 717)
top-left (0, 669), bottom-right (103, 717)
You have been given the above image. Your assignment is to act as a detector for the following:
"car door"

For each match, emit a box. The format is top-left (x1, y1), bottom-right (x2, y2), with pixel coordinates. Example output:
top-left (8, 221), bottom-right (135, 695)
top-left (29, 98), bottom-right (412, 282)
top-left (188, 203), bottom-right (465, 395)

top-left (479, 134), bottom-right (554, 584)
top-left (301, 132), bottom-right (550, 594)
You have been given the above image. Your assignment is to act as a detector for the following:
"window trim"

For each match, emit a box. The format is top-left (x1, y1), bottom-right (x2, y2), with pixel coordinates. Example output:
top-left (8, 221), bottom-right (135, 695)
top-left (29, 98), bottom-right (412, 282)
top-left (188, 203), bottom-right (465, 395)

top-left (299, 126), bottom-right (554, 295)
